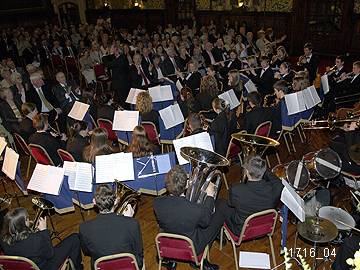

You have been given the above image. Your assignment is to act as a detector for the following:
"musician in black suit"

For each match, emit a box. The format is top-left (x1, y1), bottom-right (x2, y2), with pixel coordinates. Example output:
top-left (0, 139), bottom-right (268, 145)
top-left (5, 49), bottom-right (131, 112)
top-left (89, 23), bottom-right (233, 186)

top-left (66, 121), bottom-right (89, 162)
top-left (28, 114), bottom-right (66, 166)
top-left (129, 53), bottom-right (152, 89)
top-left (219, 50), bottom-right (242, 79)
top-left (243, 92), bottom-right (274, 134)
top-left (338, 61), bottom-right (360, 96)
top-left (218, 155), bottom-right (283, 236)
top-left (1, 208), bottom-right (83, 270)
top-left (79, 184), bottom-right (143, 269)
top-left (270, 80), bottom-right (290, 136)
top-left (328, 55), bottom-right (347, 87)
top-left (212, 38), bottom-right (228, 63)
top-left (96, 93), bottom-right (117, 122)
top-left (248, 56), bottom-right (274, 96)
top-left (53, 72), bottom-right (81, 115)
top-left (297, 43), bottom-right (319, 84)
top-left (177, 60), bottom-right (202, 92)
top-left (154, 166), bottom-right (224, 270)
top-left (274, 62), bottom-right (295, 87)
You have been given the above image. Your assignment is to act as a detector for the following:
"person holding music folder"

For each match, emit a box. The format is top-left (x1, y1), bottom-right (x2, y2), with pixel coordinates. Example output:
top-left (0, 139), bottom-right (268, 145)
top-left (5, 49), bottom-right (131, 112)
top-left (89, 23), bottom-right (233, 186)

top-left (127, 125), bottom-right (160, 158)
top-left (79, 184), bottom-right (143, 270)
top-left (153, 166), bottom-right (225, 270)
top-left (1, 207), bottom-right (83, 270)
top-left (66, 121), bottom-right (89, 162)
top-left (28, 113), bottom-right (67, 166)
top-left (82, 127), bottom-right (114, 163)
top-left (217, 155), bottom-right (283, 237)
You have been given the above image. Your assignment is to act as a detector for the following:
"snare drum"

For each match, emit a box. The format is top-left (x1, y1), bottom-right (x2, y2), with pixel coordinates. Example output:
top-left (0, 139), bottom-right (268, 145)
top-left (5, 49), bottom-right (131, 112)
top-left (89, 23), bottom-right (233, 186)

top-left (272, 160), bottom-right (310, 190)
top-left (303, 148), bottom-right (342, 179)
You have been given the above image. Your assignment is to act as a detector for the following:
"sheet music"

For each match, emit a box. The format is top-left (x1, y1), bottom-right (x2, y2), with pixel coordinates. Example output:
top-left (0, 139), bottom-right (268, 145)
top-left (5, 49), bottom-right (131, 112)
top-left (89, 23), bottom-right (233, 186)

top-left (96, 153), bottom-right (135, 183)
top-left (218, 89), bottom-right (240, 110)
top-left (27, 164), bottom-right (64, 195)
top-left (74, 162), bottom-right (93, 192)
top-left (126, 88), bottom-right (145, 104)
top-left (173, 132), bottom-right (213, 165)
top-left (176, 79), bottom-right (183, 91)
top-left (321, 74), bottom-right (330, 95)
top-left (244, 79), bottom-right (257, 93)
top-left (308, 85), bottom-right (321, 105)
top-left (113, 110), bottom-right (139, 131)
top-left (149, 85), bottom-right (173, 102)
top-left (63, 161), bottom-right (77, 190)
top-left (68, 101), bottom-right (90, 121)
top-left (284, 92), bottom-right (306, 115)
top-left (0, 137), bottom-right (7, 155)
top-left (2, 147), bottom-right (19, 180)
top-left (239, 251), bottom-right (270, 269)
top-left (281, 179), bottom-right (305, 222)
top-left (302, 86), bottom-right (321, 109)
top-left (159, 104), bottom-right (185, 129)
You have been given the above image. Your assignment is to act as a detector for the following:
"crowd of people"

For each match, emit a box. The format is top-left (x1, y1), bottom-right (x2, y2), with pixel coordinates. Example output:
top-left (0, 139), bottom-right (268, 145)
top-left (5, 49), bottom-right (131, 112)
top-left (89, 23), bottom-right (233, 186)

top-left (0, 16), bottom-right (359, 270)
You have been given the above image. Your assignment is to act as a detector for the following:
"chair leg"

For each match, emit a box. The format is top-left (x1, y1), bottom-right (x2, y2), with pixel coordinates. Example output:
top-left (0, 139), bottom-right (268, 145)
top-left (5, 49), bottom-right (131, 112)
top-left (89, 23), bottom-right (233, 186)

top-left (220, 227), bottom-right (224, 250)
top-left (276, 152), bottom-right (281, 165)
top-left (26, 155), bottom-right (32, 178)
top-left (158, 259), bottom-right (162, 270)
top-left (222, 173), bottom-right (229, 190)
top-left (265, 155), bottom-right (271, 168)
top-left (296, 126), bottom-right (305, 143)
top-left (232, 242), bottom-right (239, 270)
top-left (288, 133), bottom-right (296, 153)
top-left (283, 133), bottom-right (291, 154)
top-left (269, 235), bottom-right (276, 267)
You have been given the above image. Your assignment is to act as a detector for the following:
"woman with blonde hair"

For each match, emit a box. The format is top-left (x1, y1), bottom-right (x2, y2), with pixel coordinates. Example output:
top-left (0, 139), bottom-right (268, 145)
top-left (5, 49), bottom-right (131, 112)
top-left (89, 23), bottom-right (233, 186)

top-left (127, 125), bottom-right (159, 158)
top-left (83, 127), bottom-right (114, 163)
top-left (195, 75), bottom-right (219, 111)
top-left (136, 91), bottom-right (159, 132)
top-left (10, 72), bottom-right (27, 103)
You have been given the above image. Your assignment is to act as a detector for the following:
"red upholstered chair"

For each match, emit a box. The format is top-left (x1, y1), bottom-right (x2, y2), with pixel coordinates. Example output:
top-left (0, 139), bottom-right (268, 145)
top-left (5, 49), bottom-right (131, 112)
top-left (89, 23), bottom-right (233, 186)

top-left (94, 253), bottom-right (142, 270)
top-left (219, 209), bottom-right (278, 270)
top-left (142, 122), bottom-right (160, 145)
top-left (97, 118), bottom-right (118, 143)
top-left (94, 63), bottom-right (111, 91)
top-left (254, 121), bottom-right (272, 137)
top-left (155, 233), bottom-right (209, 270)
top-left (64, 56), bottom-right (79, 77)
top-left (13, 133), bottom-right (32, 178)
top-left (28, 144), bottom-right (55, 166)
top-left (0, 255), bottom-right (75, 270)
top-left (57, 149), bottom-right (76, 163)
top-left (51, 54), bottom-right (64, 70)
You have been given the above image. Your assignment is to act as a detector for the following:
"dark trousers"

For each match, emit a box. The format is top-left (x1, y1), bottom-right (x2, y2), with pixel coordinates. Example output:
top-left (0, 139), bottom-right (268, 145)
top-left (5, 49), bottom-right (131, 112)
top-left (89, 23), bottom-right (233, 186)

top-left (43, 233), bottom-right (83, 270)
top-left (216, 199), bottom-right (242, 237)
top-left (332, 234), bottom-right (360, 270)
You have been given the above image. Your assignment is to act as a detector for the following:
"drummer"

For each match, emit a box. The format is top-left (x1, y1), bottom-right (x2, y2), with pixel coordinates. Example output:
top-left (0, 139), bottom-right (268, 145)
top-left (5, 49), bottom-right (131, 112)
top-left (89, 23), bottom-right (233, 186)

top-left (330, 121), bottom-right (360, 174)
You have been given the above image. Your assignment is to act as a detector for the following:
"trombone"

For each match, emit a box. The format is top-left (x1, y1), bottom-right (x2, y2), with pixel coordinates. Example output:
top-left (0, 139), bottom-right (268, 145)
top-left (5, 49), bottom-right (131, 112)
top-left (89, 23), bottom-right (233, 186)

top-left (302, 116), bottom-right (360, 130)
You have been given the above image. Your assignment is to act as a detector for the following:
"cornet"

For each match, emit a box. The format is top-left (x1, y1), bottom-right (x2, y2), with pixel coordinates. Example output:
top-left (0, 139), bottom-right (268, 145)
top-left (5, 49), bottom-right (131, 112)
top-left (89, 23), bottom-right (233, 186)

top-left (297, 55), bottom-right (307, 66)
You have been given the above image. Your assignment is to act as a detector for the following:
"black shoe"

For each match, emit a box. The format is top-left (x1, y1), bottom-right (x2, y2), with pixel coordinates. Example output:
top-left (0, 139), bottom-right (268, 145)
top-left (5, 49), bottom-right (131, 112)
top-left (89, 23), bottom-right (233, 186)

top-left (162, 259), bottom-right (177, 270)
top-left (203, 260), bottom-right (219, 270)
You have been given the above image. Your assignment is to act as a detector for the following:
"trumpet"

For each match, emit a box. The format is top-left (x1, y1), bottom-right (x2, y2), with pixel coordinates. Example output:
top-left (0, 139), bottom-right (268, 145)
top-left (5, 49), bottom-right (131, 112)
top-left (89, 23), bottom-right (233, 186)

top-left (302, 115), bottom-right (360, 130)
top-left (297, 55), bottom-right (307, 66)
top-left (325, 65), bottom-right (337, 75)
top-left (336, 72), bottom-right (354, 83)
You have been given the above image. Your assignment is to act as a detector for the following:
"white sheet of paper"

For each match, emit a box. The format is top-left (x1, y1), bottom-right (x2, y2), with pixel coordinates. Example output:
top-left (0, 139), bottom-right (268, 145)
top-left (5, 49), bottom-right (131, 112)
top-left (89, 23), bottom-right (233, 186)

top-left (149, 85), bottom-right (173, 102)
top-left (281, 179), bottom-right (305, 222)
top-left (176, 80), bottom-right (183, 91)
top-left (2, 147), bottom-right (19, 180)
top-left (63, 161), bottom-right (77, 190)
top-left (68, 101), bottom-right (90, 121)
top-left (27, 164), bottom-right (64, 195)
top-left (284, 92), bottom-right (306, 115)
top-left (239, 251), bottom-right (270, 269)
top-left (113, 110), bottom-right (139, 131)
top-left (0, 137), bottom-right (7, 155)
top-left (96, 153), bottom-right (135, 183)
top-left (173, 132), bottom-right (213, 165)
top-left (244, 79), bottom-right (258, 93)
top-left (126, 88), bottom-right (145, 104)
top-left (321, 74), bottom-right (330, 95)
top-left (96, 154), bottom-right (116, 183)
top-left (308, 85), bottom-right (321, 106)
top-left (74, 162), bottom-right (93, 192)
top-left (218, 89), bottom-right (240, 110)
top-left (302, 86), bottom-right (321, 109)
top-left (159, 104), bottom-right (185, 129)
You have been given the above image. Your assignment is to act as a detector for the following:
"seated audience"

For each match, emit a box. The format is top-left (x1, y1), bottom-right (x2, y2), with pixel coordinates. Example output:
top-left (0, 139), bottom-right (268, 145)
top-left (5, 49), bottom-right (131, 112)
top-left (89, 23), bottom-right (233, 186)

top-left (0, 87), bottom-right (23, 133)
top-left (83, 127), bottom-right (114, 163)
top-left (1, 207), bottom-right (83, 270)
top-left (66, 121), bottom-right (90, 162)
top-left (10, 72), bottom-right (27, 104)
top-left (136, 91), bottom-right (159, 132)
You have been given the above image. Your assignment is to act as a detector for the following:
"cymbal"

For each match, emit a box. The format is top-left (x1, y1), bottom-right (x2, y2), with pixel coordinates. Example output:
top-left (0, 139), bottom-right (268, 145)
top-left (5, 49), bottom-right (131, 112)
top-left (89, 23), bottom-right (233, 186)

top-left (349, 143), bottom-right (360, 165)
top-left (297, 216), bottom-right (338, 243)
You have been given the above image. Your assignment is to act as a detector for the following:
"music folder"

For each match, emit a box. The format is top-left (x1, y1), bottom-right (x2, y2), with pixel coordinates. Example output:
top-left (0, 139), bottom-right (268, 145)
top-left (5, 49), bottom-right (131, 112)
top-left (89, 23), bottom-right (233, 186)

top-left (281, 179), bottom-right (305, 222)
top-left (284, 92), bottom-right (306, 115)
top-left (63, 161), bottom-right (93, 192)
top-left (68, 101), bottom-right (90, 121)
top-left (159, 104), bottom-right (184, 129)
top-left (173, 132), bottom-right (213, 165)
top-left (302, 85), bottom-right (321, 109)
top-left (321, 74), bottom-right (330, 95)
top-left (2, 147), bottom-right (19, 180)
top-left (113, 110), bottom-right (139, 131)
top-left (27, 164), bottom-right (65, 195)
top-left (176, 79), bottom-right (183, 91)
top-left (148, 85), bottom-right (173, 102)
top-left (0, 137), bottom-right (6, 156)
top-left (218, 89), bottom-right (240, 110)
top-left (135, 154), bottom-right (172, 179)
top-left (244, 79), bottom-right (257, 93)
top-left (126, 88), bottom-right (146, 105)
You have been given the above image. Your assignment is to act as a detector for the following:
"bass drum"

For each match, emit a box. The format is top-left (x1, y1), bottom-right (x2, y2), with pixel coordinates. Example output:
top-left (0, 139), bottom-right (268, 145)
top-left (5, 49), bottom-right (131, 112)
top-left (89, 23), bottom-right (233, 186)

top-left (303, 148), bottom-right (342, 180)
top-left (272, 160), bottom-right (310, 191)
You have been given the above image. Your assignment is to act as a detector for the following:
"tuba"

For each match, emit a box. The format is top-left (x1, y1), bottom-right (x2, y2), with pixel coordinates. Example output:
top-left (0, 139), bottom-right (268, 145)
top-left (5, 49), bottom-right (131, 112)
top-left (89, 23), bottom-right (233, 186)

top-left (231, 133), bottom-right (280, 157)
top-left (31, 197), bottom-right (54, 231)
top-left (180, 147), bottom-right (229, 204)
top-left (114, 181), bottom-right (141, 215)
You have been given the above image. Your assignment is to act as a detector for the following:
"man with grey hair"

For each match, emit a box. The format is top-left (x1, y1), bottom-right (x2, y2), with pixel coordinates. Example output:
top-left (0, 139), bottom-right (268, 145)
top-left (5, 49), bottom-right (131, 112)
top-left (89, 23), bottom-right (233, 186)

top-left (218, 155), bottom-right (283, 236)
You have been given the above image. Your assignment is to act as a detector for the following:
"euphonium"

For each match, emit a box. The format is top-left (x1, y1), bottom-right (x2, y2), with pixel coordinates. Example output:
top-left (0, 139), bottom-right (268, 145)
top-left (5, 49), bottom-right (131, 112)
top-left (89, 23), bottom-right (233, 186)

top-left (114, 180), bottom-right (141, 215)
top-left (180, 147), bottom-right (229, 204)
top-left (31, 197), bottom-right (54, 231)
top-left (231, 133), bottom-right (280, 157)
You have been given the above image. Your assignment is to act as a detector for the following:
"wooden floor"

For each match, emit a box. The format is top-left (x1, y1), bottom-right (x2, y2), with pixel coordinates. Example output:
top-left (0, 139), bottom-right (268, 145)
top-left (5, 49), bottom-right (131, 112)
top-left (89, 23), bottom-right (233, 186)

top-left (1, 128), bottom-right (349, 270)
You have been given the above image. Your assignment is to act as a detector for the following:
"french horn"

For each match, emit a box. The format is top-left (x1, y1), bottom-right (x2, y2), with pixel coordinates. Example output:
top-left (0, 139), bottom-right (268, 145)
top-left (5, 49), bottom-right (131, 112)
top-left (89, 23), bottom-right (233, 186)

top-left (180, 147), bottom-right (229, 204)
top-left (114, 181), bottom-right (141, 215)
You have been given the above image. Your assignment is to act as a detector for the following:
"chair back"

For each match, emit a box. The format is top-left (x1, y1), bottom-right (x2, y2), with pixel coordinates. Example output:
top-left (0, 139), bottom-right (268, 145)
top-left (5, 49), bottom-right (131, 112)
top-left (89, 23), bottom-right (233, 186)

top-left (28, 144), bottom-right (55, 165)
top-left (94, 64), bottom-right (107, 78)
top-left (255, 121), bottom-right (272, 137)
top-left (225, 136), bottom-right (242, 160)
top-left (0, 255), bottom-right (40, 270)
top-left (142, 122), bottom-right (160, 145)
top-left (239, 209), bottom-right (278, 243)
top-left (65, 56), bottom-right (79, 74)
top-left (14, 133), bottom-right (31, 156)
top-left (97, 118), bottom-right (118, 142)
top-left (57, 149), bottom-right (76, 163)
top-left (52, 54), bottom-right (63, 67)
top-left (155, 233), bottom-right (206, 265)
top-left (94, 253), bottom-right (140, 270)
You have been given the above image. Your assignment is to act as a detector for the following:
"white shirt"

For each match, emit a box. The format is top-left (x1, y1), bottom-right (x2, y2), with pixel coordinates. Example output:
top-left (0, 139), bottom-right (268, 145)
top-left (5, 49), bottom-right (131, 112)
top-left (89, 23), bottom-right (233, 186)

top-left (34, 86), bottom-right (51, 112)
top-left (156, 66), bottom-right (164, 79)
top-left (170, 57), bottom-right (178, 70)
top-left (306, 54), bottom-right (312, 63)
top-left (351, 74), bottom-right (359, 84)
top-left (260, 66), bottom-right (269, 77)
top-left (206, 51), bottom-right (216, 65)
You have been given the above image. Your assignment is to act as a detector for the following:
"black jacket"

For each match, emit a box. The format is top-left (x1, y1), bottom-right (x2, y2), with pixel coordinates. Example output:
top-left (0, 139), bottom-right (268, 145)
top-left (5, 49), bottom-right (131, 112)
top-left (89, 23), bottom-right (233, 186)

top-left (0, 100), bottom-right (22, 133)
top-left (243, 106), bottom-right (274, 134)
top-left (27, 84), bottom-right (59, 113)
top-left (66, 135), bottom-right (89, 162)
top-left (52, 81), bottom-right (81, 114)
top-left (249, 67), bottom-right (275, 96)
top-left (180, 72), bottom-right (202, 92)
top-left (301, 54), bottom-right (319, 84)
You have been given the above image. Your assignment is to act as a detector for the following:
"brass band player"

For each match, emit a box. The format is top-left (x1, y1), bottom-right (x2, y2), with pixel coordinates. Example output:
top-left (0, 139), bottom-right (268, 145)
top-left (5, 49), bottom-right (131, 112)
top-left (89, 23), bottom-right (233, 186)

top-left (297, 43), bottom-right (319, 84)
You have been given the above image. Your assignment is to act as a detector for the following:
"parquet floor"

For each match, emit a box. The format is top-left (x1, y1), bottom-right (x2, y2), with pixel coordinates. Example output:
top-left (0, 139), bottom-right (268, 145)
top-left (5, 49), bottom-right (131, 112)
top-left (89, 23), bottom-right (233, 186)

top-left (0, 128), bottom-right (350, 270)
